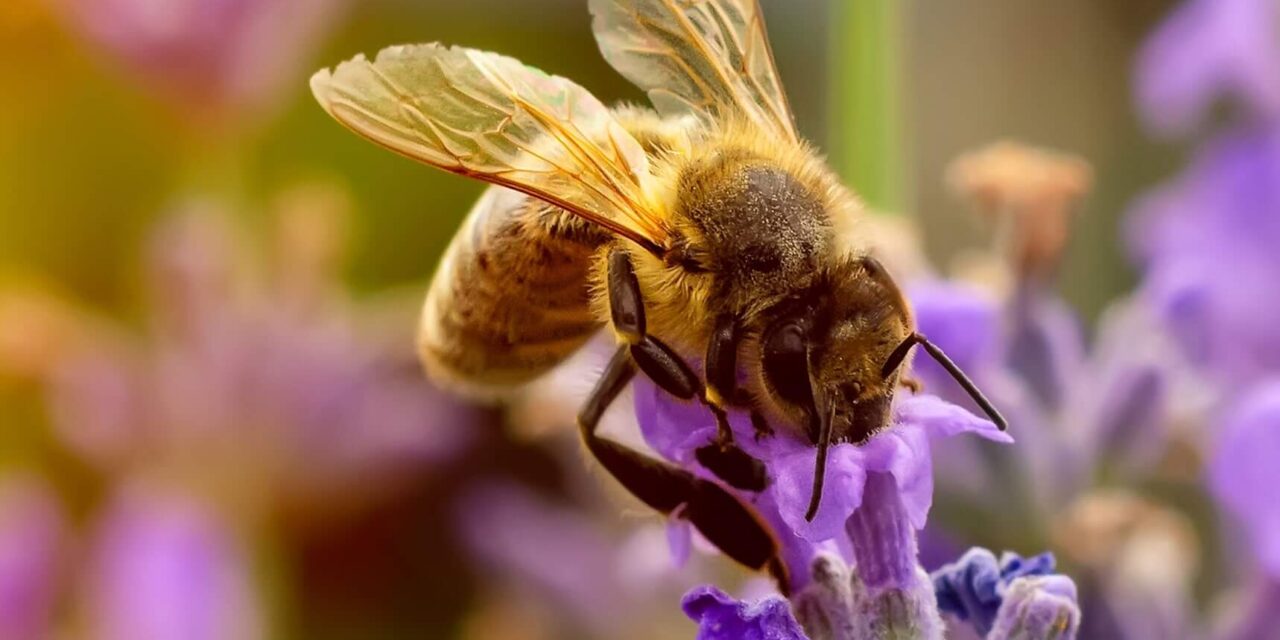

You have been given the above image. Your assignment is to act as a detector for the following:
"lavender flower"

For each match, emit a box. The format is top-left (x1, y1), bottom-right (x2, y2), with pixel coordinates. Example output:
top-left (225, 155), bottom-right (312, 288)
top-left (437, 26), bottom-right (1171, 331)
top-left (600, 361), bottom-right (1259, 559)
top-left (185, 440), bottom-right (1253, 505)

top-left (986, 576), bottom-right (1080, 640)
top-left (635, 377), bottom-right (1010, 584)
top-left (50, 0), bottom-right (348, 125)
top-left (1129, 5), bottom-right (1280, 637)
top-left (1135, 0), bottom-right (1280, 135)
top-left (1129, 0), bottom-right (1280, 393)
top-left (458, 481), bottom-right (705, 640)
top-left (0, 192), bottom-right (483, 638)
top-left (1209, 380), bottom-right (1280, 576)
top-left (932, 549), bottom-right (1057, 637)
top-left (912, 132), bottom-right (1219, 640)
top-left (633, 353), bottom-right (1016, 638)
top-left (0, 477), bottom-right (63, 639)
top-left (1213, 579), bottom-right (1280, 640)
top-left (1126, 127), bottom-right (1280, 390)
top-left (46, 198), bottom-right (475, 520)
top-left (83, 485), bottom-right (263, 640)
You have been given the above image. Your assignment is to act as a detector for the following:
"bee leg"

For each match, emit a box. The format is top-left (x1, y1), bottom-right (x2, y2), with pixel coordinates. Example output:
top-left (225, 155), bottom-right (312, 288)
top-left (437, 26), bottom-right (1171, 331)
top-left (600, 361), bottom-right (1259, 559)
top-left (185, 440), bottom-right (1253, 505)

top-left (899, 376), bottom-right (923, 393)
top-left (609, 251), bottom-right (766, 492)
top-left (695, 314), bottom-right (769, 492)
top-left (577, 345), bottom-right (789, 592)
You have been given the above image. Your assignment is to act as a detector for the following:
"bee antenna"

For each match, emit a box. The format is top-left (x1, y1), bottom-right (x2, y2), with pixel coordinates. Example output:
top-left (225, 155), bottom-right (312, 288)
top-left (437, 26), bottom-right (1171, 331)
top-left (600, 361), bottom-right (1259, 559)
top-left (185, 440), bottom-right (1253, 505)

top-left (805, 402), bottom-right (834, 522)
top-left (882, 333), bottom-right (1008, 432)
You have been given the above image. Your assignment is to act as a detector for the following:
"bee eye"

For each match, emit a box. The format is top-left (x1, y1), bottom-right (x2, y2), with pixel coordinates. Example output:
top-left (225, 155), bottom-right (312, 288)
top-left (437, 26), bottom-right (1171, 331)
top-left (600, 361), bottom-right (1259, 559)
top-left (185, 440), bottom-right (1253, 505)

top-left (762, 322), bottom-right (813, 407)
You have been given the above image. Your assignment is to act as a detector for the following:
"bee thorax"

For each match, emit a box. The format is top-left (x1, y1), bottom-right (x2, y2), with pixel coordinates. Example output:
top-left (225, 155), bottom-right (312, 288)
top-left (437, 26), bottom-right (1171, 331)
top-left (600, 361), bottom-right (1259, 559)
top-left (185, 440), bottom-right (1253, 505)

top-left (677, 158), bottom-right (829, 308)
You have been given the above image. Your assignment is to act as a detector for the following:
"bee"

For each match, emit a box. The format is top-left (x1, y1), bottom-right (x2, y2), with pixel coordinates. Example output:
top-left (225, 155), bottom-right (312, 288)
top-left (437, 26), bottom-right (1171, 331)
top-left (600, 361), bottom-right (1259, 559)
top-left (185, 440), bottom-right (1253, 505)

top-left (311, 0), bottom-right (1005, 590)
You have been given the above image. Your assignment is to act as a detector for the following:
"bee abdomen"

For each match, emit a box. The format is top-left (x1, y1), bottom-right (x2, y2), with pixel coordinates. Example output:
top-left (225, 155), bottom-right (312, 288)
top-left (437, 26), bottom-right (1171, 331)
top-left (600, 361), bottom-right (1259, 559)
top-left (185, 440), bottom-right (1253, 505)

top-left (419, 186), bottom-right (607, 396)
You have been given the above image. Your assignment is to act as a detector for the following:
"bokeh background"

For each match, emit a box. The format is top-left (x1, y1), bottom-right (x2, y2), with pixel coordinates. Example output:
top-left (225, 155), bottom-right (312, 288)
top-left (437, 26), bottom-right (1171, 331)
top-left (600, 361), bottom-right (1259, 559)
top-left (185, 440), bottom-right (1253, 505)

top-left (0, 0), bottom-right (1226, 638)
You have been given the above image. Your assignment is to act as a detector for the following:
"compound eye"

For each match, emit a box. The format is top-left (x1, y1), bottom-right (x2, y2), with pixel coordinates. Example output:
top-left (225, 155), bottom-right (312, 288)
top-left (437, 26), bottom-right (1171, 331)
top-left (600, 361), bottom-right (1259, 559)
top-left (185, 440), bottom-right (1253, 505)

top-left (762, 322), bottom-right (814, 407)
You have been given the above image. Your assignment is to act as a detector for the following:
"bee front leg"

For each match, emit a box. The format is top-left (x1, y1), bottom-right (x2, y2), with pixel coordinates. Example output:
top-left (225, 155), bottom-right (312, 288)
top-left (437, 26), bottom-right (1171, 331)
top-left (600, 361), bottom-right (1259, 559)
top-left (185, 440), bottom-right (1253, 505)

top-left (695, 314), bottom-right (769, 491)
top-left (608, 250), bottom-right (766, 492)
top-left (576, 345), bottom-right (789, 592)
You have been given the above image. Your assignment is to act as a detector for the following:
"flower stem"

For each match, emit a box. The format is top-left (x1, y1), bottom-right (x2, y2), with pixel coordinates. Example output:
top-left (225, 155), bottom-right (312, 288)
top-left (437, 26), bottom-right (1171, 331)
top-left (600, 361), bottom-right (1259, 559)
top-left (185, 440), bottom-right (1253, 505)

top-left (829, 0), bottom-right (907, 214)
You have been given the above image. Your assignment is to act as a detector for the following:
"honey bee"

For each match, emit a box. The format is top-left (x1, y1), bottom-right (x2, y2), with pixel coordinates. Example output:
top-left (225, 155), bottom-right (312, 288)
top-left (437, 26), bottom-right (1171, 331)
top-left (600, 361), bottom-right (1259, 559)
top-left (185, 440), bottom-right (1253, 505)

top-left (311, 0), bottom-right (1005, 589)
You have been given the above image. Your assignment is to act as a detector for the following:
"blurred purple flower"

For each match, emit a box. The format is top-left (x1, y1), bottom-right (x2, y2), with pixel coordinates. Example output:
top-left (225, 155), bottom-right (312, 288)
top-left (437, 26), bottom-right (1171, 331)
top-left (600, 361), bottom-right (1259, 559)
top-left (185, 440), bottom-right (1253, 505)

top-left (1215, 579), bottom-right (1280, 640)
top-left (1209, 379), bottom-right (1280, 576)
top-left (1136, 0), bottom-right (1280, 135)
top-left (46, 200), bottom-right (476, 519)
top-left (910, 282), bottom-right (1001, 381)
top-left (911, 280), bottom-right (1194, 510)
top-left (919, 141), bottom-right (1203, 639)
top-left (1004, 291), bottom-right (1084, 412)
top-left (85, 485), bottom-right (262, 640)
top-left (1131, 6), bottom-right (1280, 634)
top-left (0, 477), bottom-right (64, 640)
top-left (51, 0), bottom-right (347, 124)
top-left (458, 482), bottom-right (628, 630)
top-left (1127, 127), bottom-right (1280, 389)
top-left (457, 481), bottom-right (699, 639)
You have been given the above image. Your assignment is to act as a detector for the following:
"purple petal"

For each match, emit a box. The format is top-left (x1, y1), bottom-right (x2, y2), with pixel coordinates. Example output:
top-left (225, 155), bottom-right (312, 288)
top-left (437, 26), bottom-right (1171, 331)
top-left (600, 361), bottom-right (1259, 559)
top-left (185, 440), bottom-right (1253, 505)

top-left (144, 206), bottom-right (238, 344)
top-left (639, 374), bottom-right (1010, 547)
top-left (1126, 127), bottom-right (1280, 387)
top-left (861, 425), bottom-right (935, 530)
top-left (456, 482), bottom-right (627, 628)
top-left (770, 444), bottom-right (867, 542)
top-left (1072, 298), bottom-right (1183, 475)
top-left (895, 394), bottom-right (1011, 444)
top-left (773, 395), bottom-right (1007, 541)
top-left (751, 491), bottom-right (831, 594)
top-left (1210, 379), bottom-right (1280, 576)
top-left (47, 347), bottom-right (140, 469)
top-left (86, 485), bottom-right (263, 640)
top-left (51, 0), bottom-right (348, 119)
top-left (1006, 292), bottom-right (1086, 410)
top-left (1217, 579), bottom-right (1280, 640)
top-left (0, 477), bottom-right (64, 640)
top-left (681, 585), bottom-right (809, 640)
top-left (1136, 0), bottom-right (1280, 135)
top-left (634, 378), bottom-right (721, 466)
top-left (909, 282), bottom-right (1001, 383)
top-left (666, 505), bottom-right (693, 569)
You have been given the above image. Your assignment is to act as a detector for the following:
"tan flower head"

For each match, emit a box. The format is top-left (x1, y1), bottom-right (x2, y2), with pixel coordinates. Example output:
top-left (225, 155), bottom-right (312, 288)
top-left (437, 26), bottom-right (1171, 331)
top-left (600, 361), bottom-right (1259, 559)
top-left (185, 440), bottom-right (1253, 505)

top-left (947, 141), bottom-right (1093, 282)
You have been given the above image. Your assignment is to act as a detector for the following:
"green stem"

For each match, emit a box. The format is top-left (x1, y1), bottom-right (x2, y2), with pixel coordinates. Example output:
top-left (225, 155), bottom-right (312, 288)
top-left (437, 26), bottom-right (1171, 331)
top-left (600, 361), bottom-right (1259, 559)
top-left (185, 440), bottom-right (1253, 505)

top-left (829, 0), bottom-right (908, 215)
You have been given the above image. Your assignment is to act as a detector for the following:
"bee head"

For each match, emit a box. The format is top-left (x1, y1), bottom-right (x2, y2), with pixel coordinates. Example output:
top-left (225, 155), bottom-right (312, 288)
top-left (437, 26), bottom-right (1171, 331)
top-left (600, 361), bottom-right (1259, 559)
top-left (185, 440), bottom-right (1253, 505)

top-left (759, 256), bottom-right (909, 443)
top-left (758, 256), bottom-right (1006, 521)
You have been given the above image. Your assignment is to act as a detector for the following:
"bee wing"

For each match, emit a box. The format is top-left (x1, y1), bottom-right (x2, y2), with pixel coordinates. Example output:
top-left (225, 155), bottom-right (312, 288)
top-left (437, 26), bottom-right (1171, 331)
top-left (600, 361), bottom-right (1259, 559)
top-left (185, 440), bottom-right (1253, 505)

top-left (590, 0), bottom-right (797, 142)
top-left (311, 44), bottom-right (669, 254)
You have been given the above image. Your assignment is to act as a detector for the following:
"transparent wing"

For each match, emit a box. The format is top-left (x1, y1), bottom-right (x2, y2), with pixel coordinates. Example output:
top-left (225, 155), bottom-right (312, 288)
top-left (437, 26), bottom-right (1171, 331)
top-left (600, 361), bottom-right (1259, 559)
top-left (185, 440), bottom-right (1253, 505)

top-left (590, 0), bottom-right (797, 142)
top-left (310, 44), bottom-right (670, 254)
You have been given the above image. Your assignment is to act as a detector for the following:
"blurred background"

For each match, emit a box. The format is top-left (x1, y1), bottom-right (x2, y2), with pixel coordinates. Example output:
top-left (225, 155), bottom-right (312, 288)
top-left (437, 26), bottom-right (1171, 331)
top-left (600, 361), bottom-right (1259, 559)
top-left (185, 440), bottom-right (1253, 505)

top-left (0, 0), bottom-right (1222, 638)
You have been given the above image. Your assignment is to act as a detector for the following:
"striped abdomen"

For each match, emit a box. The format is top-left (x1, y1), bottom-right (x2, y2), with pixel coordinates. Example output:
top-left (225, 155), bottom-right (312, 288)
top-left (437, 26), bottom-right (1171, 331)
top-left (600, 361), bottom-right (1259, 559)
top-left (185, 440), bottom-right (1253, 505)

top-left (418, 185), bottom-right (607, 395)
